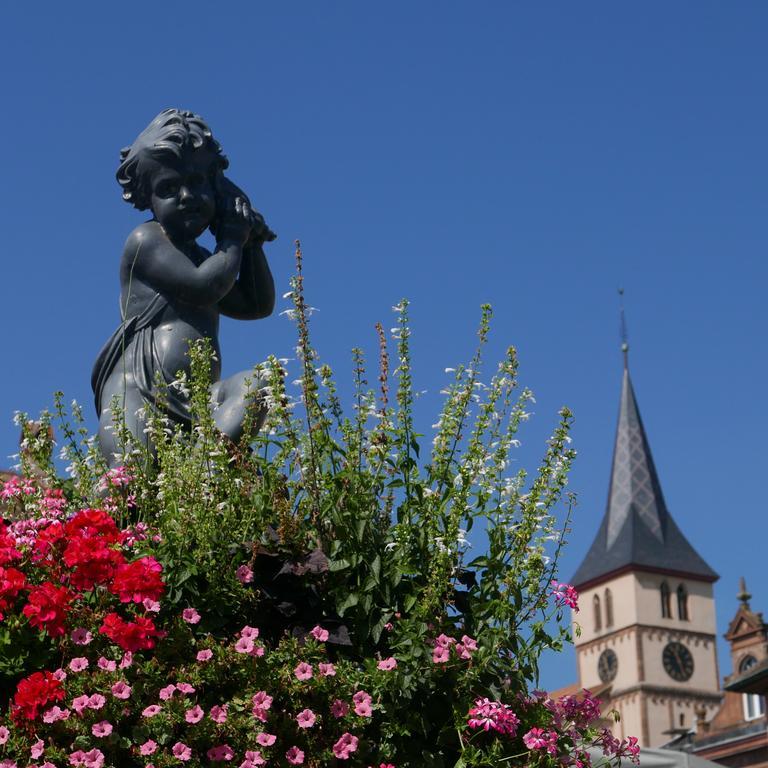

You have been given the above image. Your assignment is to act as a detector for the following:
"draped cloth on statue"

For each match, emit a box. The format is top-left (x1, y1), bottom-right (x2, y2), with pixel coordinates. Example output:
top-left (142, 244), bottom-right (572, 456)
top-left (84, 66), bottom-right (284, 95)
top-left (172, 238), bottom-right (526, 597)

top-left (91, 293), bottom-right (193, 427)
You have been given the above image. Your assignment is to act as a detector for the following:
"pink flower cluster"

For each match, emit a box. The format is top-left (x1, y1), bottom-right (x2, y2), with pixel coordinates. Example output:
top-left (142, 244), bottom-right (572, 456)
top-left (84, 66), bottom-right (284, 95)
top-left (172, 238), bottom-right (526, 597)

top-left (432, 633), bottom-right (477, 663)
top-left (550, 580), bottom-right (580, 611)
top-left (467, 698), bottom-right (520, 736)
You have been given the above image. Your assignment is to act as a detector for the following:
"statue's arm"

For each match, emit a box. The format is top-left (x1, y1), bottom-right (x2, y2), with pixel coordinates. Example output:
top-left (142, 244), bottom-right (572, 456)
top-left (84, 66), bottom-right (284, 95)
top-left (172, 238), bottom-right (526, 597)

top-left (218, 241), bottom-right (275, 320)
top-left (124, 224), bottom-right (244, 306)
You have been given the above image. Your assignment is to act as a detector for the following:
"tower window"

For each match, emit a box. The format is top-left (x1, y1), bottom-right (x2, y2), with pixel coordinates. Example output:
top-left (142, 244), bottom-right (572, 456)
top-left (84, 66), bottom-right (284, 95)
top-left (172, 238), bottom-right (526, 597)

top-left (661, 581), bottom-right (671, 618)
top-left (677, 584), bottom-right (689, 621)
top-left (739, 655), bottom-right (758, 674)
top-left (605, 588), bottom-right (614, 628)
top-left (744, 694), bottom-right (765, 721)
top-left (594, 594), bottom-right (602, 632)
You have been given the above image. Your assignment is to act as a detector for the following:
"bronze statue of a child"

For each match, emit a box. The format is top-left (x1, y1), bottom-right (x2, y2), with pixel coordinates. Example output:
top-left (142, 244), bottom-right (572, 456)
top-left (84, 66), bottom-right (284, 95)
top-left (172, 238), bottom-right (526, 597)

top-left (92, 109), bottom-right (275, 465)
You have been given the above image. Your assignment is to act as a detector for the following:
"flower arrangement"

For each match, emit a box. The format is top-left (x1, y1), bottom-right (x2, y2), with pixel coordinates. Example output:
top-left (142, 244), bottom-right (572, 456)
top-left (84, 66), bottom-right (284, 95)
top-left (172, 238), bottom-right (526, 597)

top-left (0, 245), bottom-right (639, 766)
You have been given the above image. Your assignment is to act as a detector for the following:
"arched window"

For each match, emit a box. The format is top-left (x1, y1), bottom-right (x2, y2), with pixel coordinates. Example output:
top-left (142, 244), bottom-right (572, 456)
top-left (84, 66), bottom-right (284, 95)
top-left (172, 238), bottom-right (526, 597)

top-left (660, 582), bottom-right (671, 618)
top-left (605, 588), bottom-right (614, 628)
top-left (593, 594), bottom-right (602, 632)
top-left (677, 584), bottom-right (689, 621)
top-left (740, 655), bottom-right (758, 674)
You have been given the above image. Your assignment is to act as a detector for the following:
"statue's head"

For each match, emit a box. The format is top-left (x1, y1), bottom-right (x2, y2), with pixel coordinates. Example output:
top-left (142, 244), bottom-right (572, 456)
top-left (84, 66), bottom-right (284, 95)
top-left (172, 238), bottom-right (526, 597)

top-left (116, 109), bottom-right (229, 211)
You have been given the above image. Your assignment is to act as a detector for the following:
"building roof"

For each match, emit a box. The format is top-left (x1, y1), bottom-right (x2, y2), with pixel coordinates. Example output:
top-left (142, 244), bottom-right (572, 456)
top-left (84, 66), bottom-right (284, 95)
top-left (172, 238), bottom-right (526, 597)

top-left (572, 363), bottom-right (718, 589)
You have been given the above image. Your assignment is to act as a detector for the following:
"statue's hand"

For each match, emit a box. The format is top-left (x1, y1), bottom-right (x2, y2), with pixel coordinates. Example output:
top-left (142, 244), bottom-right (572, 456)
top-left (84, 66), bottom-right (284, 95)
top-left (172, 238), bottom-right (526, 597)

top-left (216, 195), bottom-right (253, 247)
top-left (212, 173), bottom-right (276, 244)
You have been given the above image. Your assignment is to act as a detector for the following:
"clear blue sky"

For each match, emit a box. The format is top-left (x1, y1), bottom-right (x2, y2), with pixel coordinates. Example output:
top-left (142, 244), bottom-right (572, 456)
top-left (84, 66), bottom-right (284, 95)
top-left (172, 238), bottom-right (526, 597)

top-left (1, 3), bottom-right (766, 692)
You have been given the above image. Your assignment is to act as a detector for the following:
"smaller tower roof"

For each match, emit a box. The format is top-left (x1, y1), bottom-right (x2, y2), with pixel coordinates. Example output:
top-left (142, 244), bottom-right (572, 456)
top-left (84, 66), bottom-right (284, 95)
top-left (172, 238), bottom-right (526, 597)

top-left (572, 363), bottom-right (718, 589)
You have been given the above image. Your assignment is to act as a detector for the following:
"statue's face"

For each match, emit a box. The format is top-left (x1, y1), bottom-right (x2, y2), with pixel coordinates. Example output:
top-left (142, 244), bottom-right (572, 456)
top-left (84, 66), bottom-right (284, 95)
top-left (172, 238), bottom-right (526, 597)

top-left (147, 148), bottom-right (217, 242)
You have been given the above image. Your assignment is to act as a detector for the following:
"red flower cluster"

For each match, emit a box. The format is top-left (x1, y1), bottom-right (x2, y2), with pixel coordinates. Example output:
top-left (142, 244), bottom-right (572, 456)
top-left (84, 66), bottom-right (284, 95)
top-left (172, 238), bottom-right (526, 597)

top-left (62, 509), bottom-right (126, 590)
top-left (111, 556), bottom-right (164, 604)
top-left (0, 566), bottom-right (27, 619)
top-left (12, 671), bottom-right (65, 720)
top-left (99, 612), bottom-right (165, 652)
top-left (22, 582), bottom-right (73, 636)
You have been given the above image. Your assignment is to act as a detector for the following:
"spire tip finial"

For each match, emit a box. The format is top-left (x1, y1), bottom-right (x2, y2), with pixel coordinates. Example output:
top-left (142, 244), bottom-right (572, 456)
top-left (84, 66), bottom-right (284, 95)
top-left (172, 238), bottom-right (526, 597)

top-left (618, 288), bottom-right (629, 368)
top-left (738, 576), bottom-right (752, 607)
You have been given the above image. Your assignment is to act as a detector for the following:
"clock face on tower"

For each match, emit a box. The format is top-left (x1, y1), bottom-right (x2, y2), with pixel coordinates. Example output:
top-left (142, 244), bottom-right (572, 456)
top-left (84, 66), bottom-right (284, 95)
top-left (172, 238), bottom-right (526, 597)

top-left (598, 648), bottom-right (618, 683)
top-left (662, 641), bottom-right (694, 682)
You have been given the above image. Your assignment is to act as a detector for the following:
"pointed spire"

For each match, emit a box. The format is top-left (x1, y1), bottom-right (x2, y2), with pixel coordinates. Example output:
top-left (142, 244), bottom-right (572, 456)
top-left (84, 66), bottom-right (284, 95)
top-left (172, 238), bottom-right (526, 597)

top-left (738, 577), bottom-right (752, 608)
top-left (571, 333), bottom-right (718, 589)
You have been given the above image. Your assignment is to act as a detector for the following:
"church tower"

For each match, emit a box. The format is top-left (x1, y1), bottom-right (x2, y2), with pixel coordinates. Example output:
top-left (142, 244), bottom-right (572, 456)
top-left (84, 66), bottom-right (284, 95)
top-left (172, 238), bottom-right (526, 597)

top-left (571, 350), bottom-right (721, 747)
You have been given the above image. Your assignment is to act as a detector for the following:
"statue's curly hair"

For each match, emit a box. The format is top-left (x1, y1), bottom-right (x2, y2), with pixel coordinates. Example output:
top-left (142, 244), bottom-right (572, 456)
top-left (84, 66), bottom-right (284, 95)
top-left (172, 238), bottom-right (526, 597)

top-left (116, 108), bottom-right (229, 211)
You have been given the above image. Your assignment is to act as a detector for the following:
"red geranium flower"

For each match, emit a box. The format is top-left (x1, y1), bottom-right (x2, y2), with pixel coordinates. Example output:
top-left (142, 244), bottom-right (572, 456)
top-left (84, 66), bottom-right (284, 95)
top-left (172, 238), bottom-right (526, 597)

top-left (64, 509), bottom-right (122, 543)
top-left (23, 582), bottom-right (73, 637)
top-left (32, 520), bottom-right (66, 563)
top-left (13, 670), bottom-right (65, 720)
top-left (0, 566), bottom-right (28, 619)
top-left (110, 556), bottom-right (165, 604)
top-left (99, 612), bottom-right (165, 652)
top-left (63, 534), bottom-right (125, 590)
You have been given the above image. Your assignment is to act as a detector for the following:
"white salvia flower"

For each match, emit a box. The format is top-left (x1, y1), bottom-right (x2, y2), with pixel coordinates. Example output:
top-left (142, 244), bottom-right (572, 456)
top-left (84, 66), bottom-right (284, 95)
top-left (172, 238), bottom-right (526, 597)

top-left (391, 304), bottom-right (404, 312)
top-left (457, 529), bottom-right (471, 549)
top-left (291, 379), bottom-right (304, 387)
top-left (280, 309), bottom-right (298, 319)
top-left (510, 440), bottom-right (521, 448)
top-left (453, 474), bottom-right (464, 489)
top-left (444, 367), bottom-right (456, 373)
top-left (282, 290), bottom-right (294, 299)
top-left (384, 542), bottom-right (398, 552)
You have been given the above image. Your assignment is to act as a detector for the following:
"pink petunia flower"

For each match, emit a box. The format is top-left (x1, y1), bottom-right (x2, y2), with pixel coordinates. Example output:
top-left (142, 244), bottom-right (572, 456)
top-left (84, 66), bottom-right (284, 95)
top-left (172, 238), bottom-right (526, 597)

top-left (331, 699), bottom-right (349, 718)
top-left (240, 625), bottom-right (259, 640)
top-left (140, 741), bottom-right (157, 756)
top-left (159, 684), bottom-right (176, 700)
top-left (142, 704), bottom-right (162, 717)
top-left (97, 657), bottom-right (116, 672)
top-left (92, 721), bottom-right (113, 737)
top-left (176, 682), bottom-right (196, 694)
top-left (377, 657), bottom-right (397, 670)
top-left (71, 695), bottom-right (90, 714)
top-left (53, 668), bottom-right (67, 681)
top-left (182, 608), bottom-right (201, 624)
top-left (119, 651), bottom-right (133, 669)
top-left (31, 739), bottom-right (45, 759)
top-left (236, 565), bottom-right (253, 584)
top-left (185, 705), bottom-right (204, 723)
top-left (319, 662), bottom-right (336, 676)
top-left (88, 694), bottom-right (106, 710)
top-left (71, 628), bottom-right (93, 645)
top-left (353, 690), bottom-right (373, 717)
top-left (172, 742), bottom-right (192, 762)
top-left (310, 625), bottom-right (329, 642)
top-left (197, 649), bottom-right (213, 662)
top-left (332, 733), bottom-right (359, 760)
top-left (69, 657), bottom-right (89, 672)
top-left (0, 726), bottom-right (9, 744)
top-left (235, 637), bottom-right (255, 654)
top-left (207, 745), bottom-right (234, 762)
top-left (111, 681), bottom-right (131, 699)
top-left (461, 634), bottom-right (478, 651)
top-left (143, 598), bottom-right (161, 612)
top-left (285, 747), bottom-right (305, 765)
top-left (43, 705), bottom-right (70, 723)
top-left (256, 733), bottom-right (276, 747)
top-left (240, 750), bottom-right (266, 767)
top-left (210, 704), bottom-right (228, 723)
top-left (294, 662), bottom-right (313, 680)
top-left (432, 646), bottom-right (450, 664)
top-left (296, 708), bottom-right (316, 728)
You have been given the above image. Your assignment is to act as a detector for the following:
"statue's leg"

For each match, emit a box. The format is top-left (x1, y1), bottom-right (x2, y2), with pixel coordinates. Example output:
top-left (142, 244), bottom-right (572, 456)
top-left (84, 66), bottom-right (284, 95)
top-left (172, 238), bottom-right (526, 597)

top-left (210, 370), bottom-right (267, 444)
top-left (97, 372), bottom-right (152, 469)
